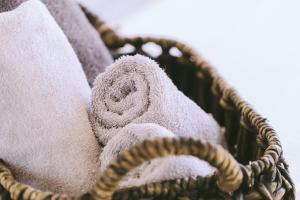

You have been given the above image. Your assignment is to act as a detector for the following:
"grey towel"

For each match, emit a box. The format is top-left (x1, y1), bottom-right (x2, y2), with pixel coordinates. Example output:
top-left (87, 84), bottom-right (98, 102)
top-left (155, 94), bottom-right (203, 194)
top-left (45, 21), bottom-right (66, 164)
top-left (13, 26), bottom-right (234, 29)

top-left (0, 0), bottom-right (113, 86)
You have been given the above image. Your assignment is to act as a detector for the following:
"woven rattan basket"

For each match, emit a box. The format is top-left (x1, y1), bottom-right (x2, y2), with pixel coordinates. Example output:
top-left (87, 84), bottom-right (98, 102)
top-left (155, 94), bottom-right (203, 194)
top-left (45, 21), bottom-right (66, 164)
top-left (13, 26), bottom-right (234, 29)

top-left (0, 7), bottom-right (295, 200)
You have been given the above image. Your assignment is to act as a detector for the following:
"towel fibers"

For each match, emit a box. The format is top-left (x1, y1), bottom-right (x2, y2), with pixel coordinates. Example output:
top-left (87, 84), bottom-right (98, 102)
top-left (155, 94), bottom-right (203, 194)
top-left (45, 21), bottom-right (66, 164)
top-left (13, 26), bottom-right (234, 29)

top-left (0, 0), bottom-right (113, 86)
top-left (90, 54), bottom-right (223, 146)
top-left (100, 123), bottom-right (215, 188)
top-left (0, 0), bottom-right (100, 194)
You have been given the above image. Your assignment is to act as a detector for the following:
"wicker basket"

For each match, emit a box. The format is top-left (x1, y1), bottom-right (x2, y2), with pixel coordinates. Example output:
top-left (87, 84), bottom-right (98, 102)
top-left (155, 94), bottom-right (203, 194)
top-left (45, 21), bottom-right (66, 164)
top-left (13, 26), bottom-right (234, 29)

top-left (0, 7), bottom-right (295, 200)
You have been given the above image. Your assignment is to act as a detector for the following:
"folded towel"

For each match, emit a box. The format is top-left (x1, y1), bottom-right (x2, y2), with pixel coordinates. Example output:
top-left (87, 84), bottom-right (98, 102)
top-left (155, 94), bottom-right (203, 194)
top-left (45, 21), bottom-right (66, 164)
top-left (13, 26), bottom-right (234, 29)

top-left (0, 0), bottom-right (113, 86)
top-left (100, 123), bottom-right (215, 188)
top-left (90, 54), bottom-right (222, 146)
top-left (0, 0), bottom-right (100, 194)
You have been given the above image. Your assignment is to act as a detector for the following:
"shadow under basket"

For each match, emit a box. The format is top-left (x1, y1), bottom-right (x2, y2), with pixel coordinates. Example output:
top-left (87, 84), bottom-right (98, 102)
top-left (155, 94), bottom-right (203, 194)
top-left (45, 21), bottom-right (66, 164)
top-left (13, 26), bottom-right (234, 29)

top-left (0, 7), bottom-right (295, 200)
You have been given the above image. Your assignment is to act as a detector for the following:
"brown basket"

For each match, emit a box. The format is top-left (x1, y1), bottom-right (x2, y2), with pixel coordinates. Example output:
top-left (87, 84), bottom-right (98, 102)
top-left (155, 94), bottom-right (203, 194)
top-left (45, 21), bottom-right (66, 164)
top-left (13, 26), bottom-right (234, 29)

top-left (0, 7), bottom-right (295, 200)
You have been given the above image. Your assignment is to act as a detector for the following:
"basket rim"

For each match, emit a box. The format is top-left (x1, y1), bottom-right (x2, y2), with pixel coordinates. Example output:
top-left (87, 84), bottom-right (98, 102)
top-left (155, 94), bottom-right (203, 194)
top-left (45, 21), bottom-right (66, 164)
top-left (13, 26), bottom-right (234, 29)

top-left (82, 7), bottom-right (295, 198)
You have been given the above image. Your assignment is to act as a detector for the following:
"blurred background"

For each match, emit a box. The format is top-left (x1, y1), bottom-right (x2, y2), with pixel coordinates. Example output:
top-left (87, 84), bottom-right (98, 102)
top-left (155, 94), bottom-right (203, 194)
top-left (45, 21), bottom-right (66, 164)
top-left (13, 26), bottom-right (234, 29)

top-left (78, 0), bottom-right (300, 195)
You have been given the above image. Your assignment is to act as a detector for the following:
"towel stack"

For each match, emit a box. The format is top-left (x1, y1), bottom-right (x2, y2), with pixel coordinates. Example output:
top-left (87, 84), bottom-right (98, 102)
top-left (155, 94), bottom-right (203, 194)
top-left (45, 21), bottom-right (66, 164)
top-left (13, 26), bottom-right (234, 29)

top-left (0, 0), bottom-right (226, 195)
top-left (90, 55), bottom-right (225, 189)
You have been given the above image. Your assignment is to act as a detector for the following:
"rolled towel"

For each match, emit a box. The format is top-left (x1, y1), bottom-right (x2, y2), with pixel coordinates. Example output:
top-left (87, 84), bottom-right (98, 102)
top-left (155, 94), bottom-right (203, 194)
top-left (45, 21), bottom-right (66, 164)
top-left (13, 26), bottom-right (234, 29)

top-left (90, 54), bottom-right (223, 146)
top-left (0, 0), bottom-right (113, 86)
top-left (0, 0), bottom-right (100, 194)
top-left (100, 123), bottom-right (215, 188)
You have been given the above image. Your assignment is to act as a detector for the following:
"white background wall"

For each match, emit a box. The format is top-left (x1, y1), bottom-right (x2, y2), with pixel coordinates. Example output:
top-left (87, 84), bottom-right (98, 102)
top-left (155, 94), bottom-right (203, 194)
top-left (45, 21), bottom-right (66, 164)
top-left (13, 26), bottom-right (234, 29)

top-left (80, 0), bottom-right (300, 195)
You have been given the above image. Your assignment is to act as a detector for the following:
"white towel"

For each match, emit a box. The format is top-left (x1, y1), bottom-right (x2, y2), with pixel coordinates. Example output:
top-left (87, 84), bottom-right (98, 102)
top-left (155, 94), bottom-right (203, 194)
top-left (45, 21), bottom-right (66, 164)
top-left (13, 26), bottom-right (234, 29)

top-left (90, 54), bottom-right (223, 146)
top-left (100, 123), bottom-right (215, 188)
top-left (0, 0), bottom-right (114, 87)
top-left (0, 0), bottom-right (100, 195)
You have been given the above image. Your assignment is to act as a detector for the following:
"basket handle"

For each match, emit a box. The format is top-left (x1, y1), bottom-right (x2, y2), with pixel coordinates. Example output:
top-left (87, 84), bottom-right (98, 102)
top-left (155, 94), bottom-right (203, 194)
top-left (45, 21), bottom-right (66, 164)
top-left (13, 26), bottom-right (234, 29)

top-left (90, 137), bottom-right (243, 200)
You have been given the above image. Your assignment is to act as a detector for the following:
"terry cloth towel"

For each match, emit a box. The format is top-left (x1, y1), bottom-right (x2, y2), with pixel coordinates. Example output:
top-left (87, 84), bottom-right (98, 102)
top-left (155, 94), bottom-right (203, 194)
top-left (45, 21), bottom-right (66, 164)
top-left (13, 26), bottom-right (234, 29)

top-left (0, 0), bottom-right (100, 195)
top-left (0, 0), bottom-right (113, 86)
top-left (90, 54), bottom-right (223, 146)
top-left (100, 123), bottom-right (215, 188)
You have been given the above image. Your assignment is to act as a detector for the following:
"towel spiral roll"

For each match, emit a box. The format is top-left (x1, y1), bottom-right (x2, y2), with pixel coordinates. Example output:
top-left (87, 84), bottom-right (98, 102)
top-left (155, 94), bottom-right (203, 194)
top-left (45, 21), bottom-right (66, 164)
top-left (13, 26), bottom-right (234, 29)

top-left (90, 55), bottom-right (223, 146)
top-left (92, 67), bottom-right (150, 129)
